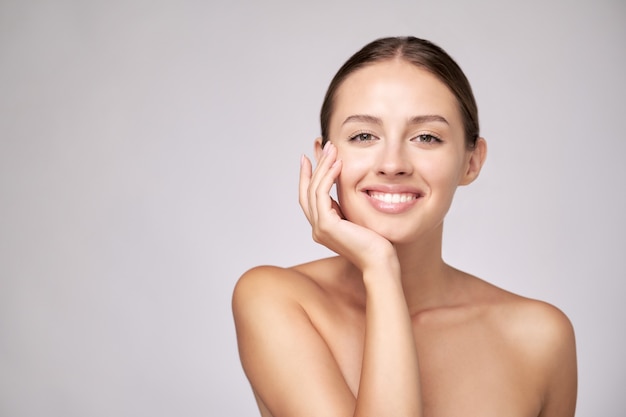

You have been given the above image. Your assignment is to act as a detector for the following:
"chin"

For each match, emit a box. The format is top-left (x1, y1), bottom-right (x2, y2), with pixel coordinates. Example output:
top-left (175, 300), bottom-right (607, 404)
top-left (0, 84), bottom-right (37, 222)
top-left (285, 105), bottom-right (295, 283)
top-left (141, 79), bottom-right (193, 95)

top-left (380, 231), bottom-right (417, 246)
top-left (354, 218), bottom-right (417, 245)
top-left (353, 214), bottom-right (444, 246)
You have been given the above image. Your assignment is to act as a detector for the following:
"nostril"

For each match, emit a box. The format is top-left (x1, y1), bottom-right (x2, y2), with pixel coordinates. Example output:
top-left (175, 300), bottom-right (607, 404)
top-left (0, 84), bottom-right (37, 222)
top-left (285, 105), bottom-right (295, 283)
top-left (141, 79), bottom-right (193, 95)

top-left (375, 146), bottom-right (413, 176)
top-left (377, 169), bottom-right (409, 176)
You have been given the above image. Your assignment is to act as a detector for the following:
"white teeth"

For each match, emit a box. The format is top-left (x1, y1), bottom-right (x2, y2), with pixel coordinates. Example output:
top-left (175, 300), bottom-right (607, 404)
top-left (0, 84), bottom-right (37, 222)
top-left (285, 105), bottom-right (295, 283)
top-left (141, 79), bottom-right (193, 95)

top-left (369, 192), bottom-right (417, 203)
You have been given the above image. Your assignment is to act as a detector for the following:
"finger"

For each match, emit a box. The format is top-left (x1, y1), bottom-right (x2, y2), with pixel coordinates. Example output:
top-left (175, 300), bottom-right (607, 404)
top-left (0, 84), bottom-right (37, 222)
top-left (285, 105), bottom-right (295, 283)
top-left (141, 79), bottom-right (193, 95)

top-left (315, 158), bottom-right (342, 223)
top-left (306, 142), bottom-right (332, 193)
top-left (307, 142), bottom-right (336, 223)
top-left (298, 154), bottom-right (314, 223)
top-left (309, 145), bottom-right (338, 222)
top-left (308, 142), bottom-right (338, 197)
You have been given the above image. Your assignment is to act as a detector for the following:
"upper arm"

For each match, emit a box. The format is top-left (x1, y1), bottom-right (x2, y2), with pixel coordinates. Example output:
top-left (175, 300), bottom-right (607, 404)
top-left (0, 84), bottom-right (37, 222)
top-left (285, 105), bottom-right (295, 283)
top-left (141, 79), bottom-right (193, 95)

top-left (529, 303), bottom-right (578, 417)
top-left (232, 266), bottom-right (356, 417)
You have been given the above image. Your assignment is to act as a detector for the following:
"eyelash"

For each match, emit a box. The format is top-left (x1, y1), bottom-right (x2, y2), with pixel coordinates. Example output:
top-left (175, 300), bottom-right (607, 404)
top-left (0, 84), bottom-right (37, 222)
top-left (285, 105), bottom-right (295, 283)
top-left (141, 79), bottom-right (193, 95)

top-left (347, 132), bottom-right (443, 144)
top-left (348, 131), bottom-right (377, 142)
top-left (412, 133), bottom-right (443, 144)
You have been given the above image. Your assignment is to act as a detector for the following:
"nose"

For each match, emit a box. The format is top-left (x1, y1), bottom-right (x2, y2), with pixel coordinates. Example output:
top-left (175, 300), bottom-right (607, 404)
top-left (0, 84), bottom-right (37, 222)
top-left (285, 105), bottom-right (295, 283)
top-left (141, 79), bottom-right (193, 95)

top-left (375, 142), bottom-right (413, 177)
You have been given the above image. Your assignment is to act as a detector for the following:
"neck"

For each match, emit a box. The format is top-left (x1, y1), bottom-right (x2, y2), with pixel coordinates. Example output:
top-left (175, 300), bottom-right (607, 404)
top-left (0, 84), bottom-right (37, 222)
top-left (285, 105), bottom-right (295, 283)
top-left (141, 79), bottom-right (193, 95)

top-left (339, 224), bottom-right (457, 314)
top-left (392, 225), bottom-right (455, 314)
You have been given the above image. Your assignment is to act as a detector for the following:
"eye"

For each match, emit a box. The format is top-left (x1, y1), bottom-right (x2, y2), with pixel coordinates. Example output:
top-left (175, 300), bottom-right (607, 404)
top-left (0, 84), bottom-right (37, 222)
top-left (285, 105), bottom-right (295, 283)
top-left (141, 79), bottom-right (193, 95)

top-left (348, 132), bottom-right (377, 142)
top-left (413, 133), bottom-right (442, 144)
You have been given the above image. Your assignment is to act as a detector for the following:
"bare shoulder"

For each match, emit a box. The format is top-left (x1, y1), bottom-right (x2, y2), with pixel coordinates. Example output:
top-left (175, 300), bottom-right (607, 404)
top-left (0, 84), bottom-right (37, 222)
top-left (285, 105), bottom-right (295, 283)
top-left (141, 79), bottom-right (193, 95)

top-left (232, 258), bottom-right (337, 310)
top-left (467, 276), bottom-right (575, 355)
top-left (232, 264), bottom-right (317, 340)
top-left (232, 259), bottom-right (356, 416)
top-left (487, 286), bottom-right (576, 360)
top-left (232, 256), bottom-right (355, 315)
top-left (476, 279), bottom-right (578, 415)
top-left (232, 264), bottom-right (307, 303)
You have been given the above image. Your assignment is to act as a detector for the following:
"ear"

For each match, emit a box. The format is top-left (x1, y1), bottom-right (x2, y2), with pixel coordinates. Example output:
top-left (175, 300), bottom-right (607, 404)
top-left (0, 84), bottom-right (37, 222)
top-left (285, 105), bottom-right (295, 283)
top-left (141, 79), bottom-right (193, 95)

top-left (459, 137), bottom-right (487, 186)
top-left (313, 137), bottom-right (324, 163)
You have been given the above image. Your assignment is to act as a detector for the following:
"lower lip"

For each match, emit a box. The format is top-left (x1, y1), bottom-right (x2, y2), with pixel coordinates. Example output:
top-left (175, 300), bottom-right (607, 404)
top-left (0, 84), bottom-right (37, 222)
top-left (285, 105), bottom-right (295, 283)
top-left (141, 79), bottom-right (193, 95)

top-left (365, 193), bottom-right (420, 214)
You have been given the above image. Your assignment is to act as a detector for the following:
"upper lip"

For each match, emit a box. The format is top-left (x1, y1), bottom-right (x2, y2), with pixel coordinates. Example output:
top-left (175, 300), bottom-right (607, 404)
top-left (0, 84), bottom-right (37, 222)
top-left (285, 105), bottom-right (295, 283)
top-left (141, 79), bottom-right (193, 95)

top-left (361, 184), bottom-right (424, 197)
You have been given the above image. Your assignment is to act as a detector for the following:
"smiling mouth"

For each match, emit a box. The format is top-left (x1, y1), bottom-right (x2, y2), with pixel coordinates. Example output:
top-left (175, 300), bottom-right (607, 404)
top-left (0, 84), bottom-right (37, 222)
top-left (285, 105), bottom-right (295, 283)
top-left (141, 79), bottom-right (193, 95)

top-left (367, 191), bottom-right (420, 203)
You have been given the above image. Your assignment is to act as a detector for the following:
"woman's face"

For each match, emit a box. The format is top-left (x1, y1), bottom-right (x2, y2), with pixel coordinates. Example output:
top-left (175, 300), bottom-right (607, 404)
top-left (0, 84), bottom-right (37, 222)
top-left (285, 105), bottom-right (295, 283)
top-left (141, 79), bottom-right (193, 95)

top-left (318, 59), bottom-right (485, 244)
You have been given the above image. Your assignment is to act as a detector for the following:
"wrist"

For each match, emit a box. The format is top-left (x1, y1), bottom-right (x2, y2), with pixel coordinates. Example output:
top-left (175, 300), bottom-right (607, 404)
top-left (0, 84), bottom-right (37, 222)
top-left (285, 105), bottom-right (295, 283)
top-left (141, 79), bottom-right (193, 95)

top-left (360, 252), bottom-right (402, 287)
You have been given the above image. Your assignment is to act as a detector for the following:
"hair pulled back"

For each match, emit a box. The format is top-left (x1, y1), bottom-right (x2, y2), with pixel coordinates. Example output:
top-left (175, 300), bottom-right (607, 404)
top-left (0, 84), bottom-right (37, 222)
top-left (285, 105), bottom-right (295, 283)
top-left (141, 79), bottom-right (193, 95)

top-left (320, 36), bottom-right (479, 149)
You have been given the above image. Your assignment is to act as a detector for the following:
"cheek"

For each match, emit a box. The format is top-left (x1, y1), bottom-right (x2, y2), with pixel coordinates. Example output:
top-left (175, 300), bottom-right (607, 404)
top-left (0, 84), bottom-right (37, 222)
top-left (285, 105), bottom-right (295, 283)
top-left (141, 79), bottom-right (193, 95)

top-left (335, 151), bottom-right (371, 183)
top-left (334, 153), bottom-right (370, 207)
top-left (418, 151), bottom-right (466, 191)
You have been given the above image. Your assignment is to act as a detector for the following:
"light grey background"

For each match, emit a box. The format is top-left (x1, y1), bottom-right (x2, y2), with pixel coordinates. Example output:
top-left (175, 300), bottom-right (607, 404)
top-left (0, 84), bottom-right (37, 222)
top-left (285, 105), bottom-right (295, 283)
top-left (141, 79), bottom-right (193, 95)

top-left (1, 0), bottom-right (624, 416)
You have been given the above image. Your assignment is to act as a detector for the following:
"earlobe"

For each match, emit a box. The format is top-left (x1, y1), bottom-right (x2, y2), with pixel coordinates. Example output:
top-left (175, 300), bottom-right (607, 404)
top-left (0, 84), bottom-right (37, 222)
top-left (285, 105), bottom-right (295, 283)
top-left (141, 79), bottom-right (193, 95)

top-left (460, 137), bottom-right (487, 185)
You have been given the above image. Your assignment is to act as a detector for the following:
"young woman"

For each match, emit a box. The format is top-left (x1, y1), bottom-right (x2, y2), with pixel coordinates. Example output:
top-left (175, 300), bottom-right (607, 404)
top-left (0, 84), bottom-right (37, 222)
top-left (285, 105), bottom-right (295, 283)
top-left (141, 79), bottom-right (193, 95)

top-left (232, 36), bottom-right (577, 417)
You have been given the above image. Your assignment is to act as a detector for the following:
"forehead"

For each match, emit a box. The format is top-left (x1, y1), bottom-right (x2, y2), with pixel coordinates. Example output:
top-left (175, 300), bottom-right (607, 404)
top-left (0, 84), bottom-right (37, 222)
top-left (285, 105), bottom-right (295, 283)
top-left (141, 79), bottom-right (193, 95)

top-left (331, 59), bottom-right (461, 126)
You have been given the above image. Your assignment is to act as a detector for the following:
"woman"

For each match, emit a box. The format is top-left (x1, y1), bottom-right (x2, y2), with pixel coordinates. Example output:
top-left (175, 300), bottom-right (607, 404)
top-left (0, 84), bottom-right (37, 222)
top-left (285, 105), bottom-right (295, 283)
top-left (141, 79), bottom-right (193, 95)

top-left (233, 36), bottom-right (577, 417)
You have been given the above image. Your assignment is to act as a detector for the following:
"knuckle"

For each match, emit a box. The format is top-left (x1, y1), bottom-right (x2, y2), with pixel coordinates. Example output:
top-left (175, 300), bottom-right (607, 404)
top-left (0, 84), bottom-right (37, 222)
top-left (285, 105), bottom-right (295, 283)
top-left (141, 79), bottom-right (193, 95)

top-left (314, 187), bottom-right (326, 198)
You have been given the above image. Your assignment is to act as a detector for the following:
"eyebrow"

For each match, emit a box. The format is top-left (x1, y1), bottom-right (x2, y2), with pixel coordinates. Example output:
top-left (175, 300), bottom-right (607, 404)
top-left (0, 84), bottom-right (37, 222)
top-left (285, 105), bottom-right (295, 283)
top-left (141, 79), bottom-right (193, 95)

top-left (342, 114), bottom-right (449, 126)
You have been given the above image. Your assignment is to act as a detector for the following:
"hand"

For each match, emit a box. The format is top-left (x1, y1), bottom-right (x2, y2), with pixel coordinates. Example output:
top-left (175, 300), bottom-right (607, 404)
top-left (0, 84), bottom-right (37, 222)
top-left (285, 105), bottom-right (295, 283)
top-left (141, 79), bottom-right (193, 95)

top-left (299, 142), bottom-right (397, 272)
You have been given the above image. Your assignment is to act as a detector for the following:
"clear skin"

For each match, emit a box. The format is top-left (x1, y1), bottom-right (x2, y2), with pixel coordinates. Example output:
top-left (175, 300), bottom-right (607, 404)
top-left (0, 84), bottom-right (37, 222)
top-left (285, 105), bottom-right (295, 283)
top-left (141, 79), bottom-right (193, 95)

top-left (233, 59), bottom-right (577, 417)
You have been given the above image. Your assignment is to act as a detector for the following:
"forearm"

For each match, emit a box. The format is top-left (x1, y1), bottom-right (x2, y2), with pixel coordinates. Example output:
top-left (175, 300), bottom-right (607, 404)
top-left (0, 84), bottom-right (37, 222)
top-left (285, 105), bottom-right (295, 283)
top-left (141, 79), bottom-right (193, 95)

top-left (354, 264), bottom-right (422, 417)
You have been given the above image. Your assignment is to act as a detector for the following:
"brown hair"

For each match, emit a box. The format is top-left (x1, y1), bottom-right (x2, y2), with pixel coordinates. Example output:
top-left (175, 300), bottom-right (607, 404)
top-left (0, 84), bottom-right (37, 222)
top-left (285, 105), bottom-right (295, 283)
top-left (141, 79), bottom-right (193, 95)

top-left (320, 36), bottom-right (479, 149)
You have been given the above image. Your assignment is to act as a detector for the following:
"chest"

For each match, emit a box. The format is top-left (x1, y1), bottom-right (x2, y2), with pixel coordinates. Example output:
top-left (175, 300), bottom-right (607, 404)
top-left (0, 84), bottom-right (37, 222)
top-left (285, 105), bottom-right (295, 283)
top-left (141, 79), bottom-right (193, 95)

top-left (318, 308), bottom-right (542, 417)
